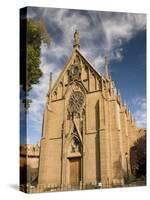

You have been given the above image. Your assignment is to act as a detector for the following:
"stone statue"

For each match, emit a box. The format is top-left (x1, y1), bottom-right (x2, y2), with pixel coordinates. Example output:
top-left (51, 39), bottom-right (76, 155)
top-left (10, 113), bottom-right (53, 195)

top-left (70, 137), bottom-right (80, 153)
top-left (73, 30), bottom-right (80, 49)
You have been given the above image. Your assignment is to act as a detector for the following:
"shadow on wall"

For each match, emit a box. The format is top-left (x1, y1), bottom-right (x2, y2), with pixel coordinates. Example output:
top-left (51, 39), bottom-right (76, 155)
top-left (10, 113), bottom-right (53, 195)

top-left (113, 158), bottom-right (124, 180)
top-left (95, 100), bottom-right (101, 183)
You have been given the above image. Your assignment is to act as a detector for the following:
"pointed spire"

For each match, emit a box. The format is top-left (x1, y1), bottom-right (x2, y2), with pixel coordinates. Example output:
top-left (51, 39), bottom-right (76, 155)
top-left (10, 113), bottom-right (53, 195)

top-left (73, 30), bottom-right (80, 49)
top-left (117, 89), bottom-right (120, 97)
top-left (104, 56), bottom-right (109, 80)
top-left (124, 100), bottom-right (127, 107)
top-left (117, 89), bottom-right (122, 102)
top-left (114, 87), bottom-right (117, 96)
top-left (131, 114), bottom-right (134, 123)
top-left (47, 72), bottom-right (53, 109)
top-left (49, 72), bottom-right (52, 92)
top-left (101, 79), bottom-right (104, 92)
top-left (109, 75), bottom-right (112, 81)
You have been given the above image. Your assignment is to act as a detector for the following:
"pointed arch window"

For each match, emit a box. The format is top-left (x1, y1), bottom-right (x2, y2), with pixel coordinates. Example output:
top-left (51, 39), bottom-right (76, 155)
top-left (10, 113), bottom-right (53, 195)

top-left (68, 91), bottom-right (84, 114)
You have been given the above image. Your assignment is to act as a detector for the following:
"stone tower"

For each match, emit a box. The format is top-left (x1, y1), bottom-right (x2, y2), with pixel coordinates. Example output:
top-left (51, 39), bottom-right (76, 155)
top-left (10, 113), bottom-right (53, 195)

top-left (38, 31), bottom-right (138, 190)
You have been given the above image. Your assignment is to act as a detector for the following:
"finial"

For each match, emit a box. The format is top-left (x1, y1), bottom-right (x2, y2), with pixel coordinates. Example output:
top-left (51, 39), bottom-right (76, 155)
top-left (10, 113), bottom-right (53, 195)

top-left (131, 115), bottom-right (134, 123)
top-left (104, 56), bottom-right (109, 80)
top-left (117, 89), bottom-right (120, 96)
top-left (124, 100), bottom-right (127, 106)
top-left (114, 88), bottom-right (117, 95)
top-left (49, 72), bottom-right (52, 92)
top-left (47, 72), bottom-right (53, 108)
top-left (73, 30), bottom-right (80, 49)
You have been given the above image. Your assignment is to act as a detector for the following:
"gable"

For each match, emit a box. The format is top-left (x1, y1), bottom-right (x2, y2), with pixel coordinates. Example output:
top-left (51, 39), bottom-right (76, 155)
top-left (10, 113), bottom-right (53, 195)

top-left (50, 49), bottom-right (104, 101)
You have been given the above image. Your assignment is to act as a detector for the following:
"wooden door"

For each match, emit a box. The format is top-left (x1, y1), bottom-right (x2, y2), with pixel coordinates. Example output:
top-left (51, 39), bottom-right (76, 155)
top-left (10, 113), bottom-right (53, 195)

top-left (69, 157), bottom-right (81, 186)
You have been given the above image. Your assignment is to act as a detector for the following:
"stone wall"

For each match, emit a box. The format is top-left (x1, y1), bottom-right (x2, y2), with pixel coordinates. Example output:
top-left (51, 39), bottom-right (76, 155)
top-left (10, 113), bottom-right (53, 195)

top-left (20, 143), bottom-right (40, 186)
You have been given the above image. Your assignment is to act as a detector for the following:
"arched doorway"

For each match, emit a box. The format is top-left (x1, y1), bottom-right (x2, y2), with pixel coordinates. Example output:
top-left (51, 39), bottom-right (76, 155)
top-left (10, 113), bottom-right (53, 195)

top-left (67, 136), bottom-right (82, 188)
top-left (69, 157), bottom-right (81, 186)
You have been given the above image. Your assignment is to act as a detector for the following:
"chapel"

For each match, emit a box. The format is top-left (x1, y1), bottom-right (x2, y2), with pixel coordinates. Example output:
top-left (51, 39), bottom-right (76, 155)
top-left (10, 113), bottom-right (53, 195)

top-left (38, 30), bottom-right (139, 189)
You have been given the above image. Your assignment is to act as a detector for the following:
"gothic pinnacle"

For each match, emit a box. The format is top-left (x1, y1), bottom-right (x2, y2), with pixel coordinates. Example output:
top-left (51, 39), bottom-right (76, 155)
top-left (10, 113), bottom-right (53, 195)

top-left (104, 55), bottom-right (109, 81)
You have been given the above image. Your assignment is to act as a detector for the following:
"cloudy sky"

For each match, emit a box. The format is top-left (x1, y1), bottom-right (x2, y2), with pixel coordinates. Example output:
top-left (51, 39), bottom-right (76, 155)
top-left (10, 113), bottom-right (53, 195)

top-left (21, 7), bottom-right (146, 144)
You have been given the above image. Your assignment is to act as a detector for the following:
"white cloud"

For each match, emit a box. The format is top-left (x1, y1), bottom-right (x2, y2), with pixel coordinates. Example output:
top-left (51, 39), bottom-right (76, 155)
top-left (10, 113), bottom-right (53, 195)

top-left (27, 8), bottom-right (146, 143)
top-left (131, 97), bottom-right (146, 128)
top-left (101, 13), bottom-right (146, 49)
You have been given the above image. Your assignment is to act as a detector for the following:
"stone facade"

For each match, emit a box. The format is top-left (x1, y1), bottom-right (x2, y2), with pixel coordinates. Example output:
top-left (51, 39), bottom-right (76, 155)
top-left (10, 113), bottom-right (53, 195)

top-left (38, 31), bottom-right (142, 190)
top-left (20, 143), bottom-right (40, 186)
top-left (137, 128), bottom-right (146, 139)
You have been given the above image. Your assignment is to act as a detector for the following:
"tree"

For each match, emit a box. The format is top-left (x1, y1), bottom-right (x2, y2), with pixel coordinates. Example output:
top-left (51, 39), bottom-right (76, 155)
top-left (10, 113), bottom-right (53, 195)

top-left (20, 18), bottom-right (51, 109)
top-left (130, 135), bottom-right (146, 178)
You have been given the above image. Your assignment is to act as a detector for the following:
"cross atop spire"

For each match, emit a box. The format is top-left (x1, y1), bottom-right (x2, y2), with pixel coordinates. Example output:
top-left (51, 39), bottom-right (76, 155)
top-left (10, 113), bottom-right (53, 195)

top-left (73, 30), bottom-right (80, 49)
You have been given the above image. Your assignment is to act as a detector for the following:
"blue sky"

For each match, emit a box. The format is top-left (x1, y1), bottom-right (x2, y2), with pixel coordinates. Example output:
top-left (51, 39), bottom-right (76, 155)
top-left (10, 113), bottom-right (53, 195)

top-left (20, 7), bottom-right (146, 144)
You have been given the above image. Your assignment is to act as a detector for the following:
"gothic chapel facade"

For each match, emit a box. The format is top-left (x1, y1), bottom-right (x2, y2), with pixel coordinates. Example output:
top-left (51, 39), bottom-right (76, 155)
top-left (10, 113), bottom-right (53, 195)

top-left (38, 31), bottom-right (139, 189)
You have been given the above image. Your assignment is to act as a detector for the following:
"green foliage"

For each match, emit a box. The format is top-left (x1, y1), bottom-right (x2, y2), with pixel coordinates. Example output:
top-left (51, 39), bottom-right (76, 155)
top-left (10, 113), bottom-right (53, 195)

top-left (21, 18), bottom-right (51, 109)
top-left (130, 134), bottom-right (146, 184)
top-left (26, 18), bottom-right (51, 92)
top-left (124, 174), bottom-right (136, 184)
top-left (134, 135), bottom-right (146, 177)
top-left (85, 182), bottom-right (99, 189)
top-left (22, 98), bottom-right (32, 110)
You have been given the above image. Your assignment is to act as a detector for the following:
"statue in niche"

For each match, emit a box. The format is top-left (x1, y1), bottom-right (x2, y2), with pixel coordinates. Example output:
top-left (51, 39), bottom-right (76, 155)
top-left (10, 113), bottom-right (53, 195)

top-left (70, 137), bottom-right (80, 153)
